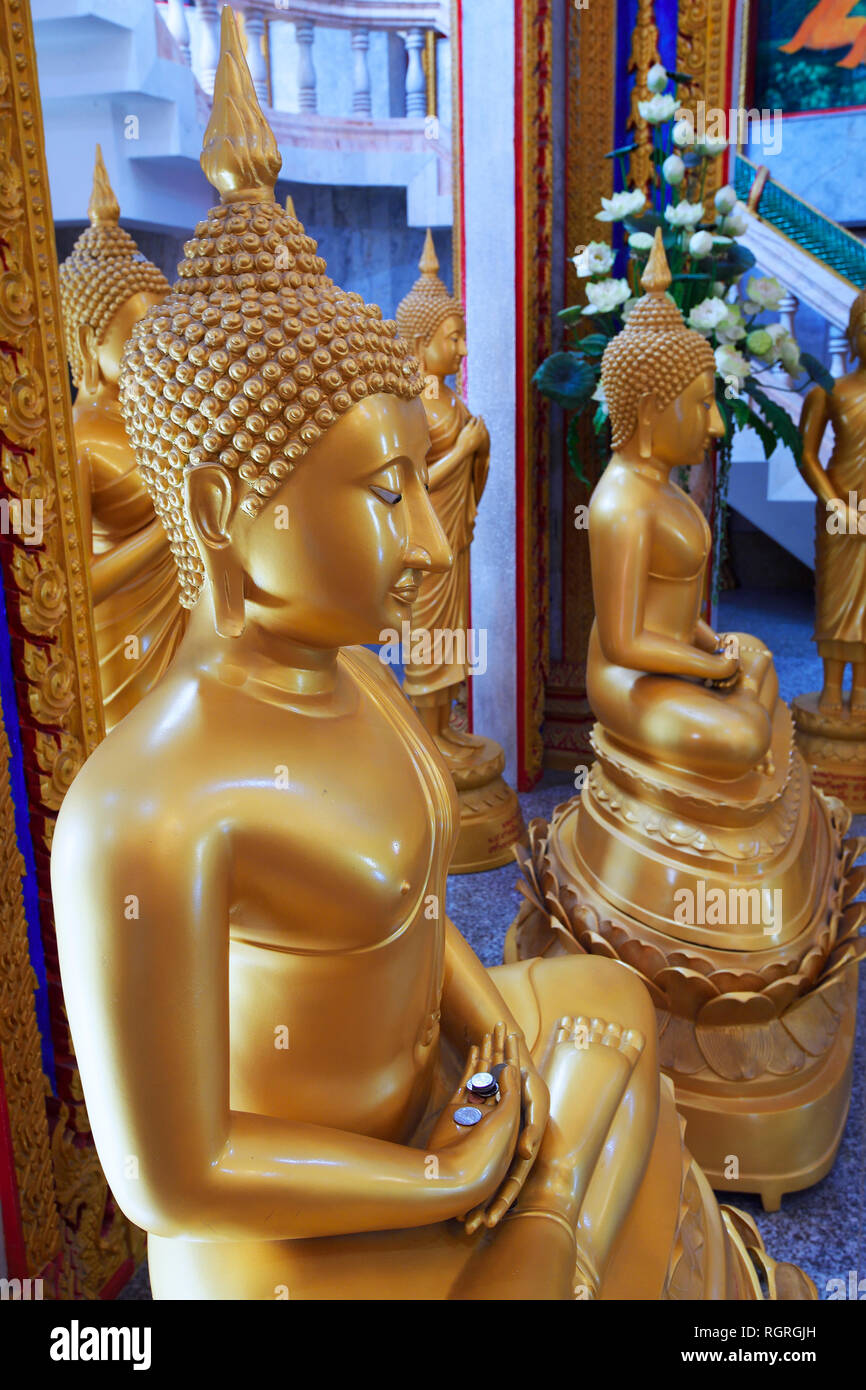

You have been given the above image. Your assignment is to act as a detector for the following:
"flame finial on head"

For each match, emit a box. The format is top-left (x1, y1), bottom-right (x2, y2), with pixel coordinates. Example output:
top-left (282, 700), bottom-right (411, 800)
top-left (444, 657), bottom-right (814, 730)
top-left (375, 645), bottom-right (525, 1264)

top-left (87, 144), bottom-right (120, 226)
top-left (641, 228), bottom-right (672, 295)
top-left (200, 6), bottom-right (282, 204)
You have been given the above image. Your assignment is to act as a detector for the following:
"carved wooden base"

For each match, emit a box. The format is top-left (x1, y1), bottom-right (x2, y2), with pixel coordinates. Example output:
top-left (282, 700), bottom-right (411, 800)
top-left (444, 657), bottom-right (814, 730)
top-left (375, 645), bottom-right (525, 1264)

top-left (793, 691), bottom-right (866, 813)
top-left (506, 717), bottom-right (866, 1205)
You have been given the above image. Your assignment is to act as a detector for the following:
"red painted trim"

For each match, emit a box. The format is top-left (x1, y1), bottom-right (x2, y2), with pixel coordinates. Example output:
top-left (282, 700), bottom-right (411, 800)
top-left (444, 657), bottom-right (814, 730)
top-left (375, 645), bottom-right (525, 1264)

top-left (453, 0), bottom-right (473, 732)
top-left (101, 1256), bottom-right (135, 1300)
top-left (514, 0), bottom-right (528, 790)
top-left (0, 1042), bottom-right (27, 1279)
top-left (724, 0), bottom-right (739, 186)
top-left (774, 103), bottom-right (866, 119)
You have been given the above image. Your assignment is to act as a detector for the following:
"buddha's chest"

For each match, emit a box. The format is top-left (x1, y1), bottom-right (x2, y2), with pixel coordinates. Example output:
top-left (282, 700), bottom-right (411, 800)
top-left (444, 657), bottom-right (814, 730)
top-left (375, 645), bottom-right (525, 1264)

top-left (649, 490), bottom-right (709, 581)
top-left (224, 694), bottom-right (448, 954)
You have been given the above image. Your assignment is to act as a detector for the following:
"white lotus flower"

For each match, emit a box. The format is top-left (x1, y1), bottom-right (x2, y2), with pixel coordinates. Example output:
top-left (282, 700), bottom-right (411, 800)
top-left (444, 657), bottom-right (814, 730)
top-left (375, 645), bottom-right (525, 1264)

top-left (715, 344), bottom-right (750, 381)
top-left (766, 323), bottom-right (801, 373)
top-left (688, 296), bottom-right (729, 332)
top-left (689, 230), bottom-right (714, 258)
top-left (596, 189), bottom-right (647, 222)
top-left (638, 94), bottom-right (678, 125)
top-left (672, 118), bottom-right (696, 148)
top-left (572, 241), bottom-right (615, 277)
top-left (714, 184), bottom-right (737, 214)
top-left (647, 64), bottom-right (668, 94)
top-left (583, 278), bottom-right (631, 315)
top-left (662, 154), bottom-right (686, 186)
top-left (744, 275), bottom-right (786, 313)
top-left (716, 303), bottom-right (747, 344)
top-left (627, 231), bottom-right (655, 252)
top-left (698, 134), bottom-right (729, 157)
top-left (719, 202), bottom-right (748, 236)
top-left (665, 200), bottom-right (704, 228)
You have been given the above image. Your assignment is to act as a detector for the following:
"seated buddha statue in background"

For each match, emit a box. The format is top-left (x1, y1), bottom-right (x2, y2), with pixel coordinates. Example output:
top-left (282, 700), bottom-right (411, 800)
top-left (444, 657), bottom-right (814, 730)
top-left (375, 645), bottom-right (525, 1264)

top-left (792, 288), bottom-right (866, 812)
top-left (394, 235), bottom-right (525, 873)
top-left (59, 147), bottom-right (187, 730)
top-left (510, 232), bottom-right (865, 1213)
top-left (50, 12), bottom-right (812, 1301)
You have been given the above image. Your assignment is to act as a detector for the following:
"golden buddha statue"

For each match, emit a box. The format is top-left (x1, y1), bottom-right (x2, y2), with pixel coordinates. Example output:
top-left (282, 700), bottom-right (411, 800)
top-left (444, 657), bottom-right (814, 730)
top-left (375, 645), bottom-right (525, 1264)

top-left (792, 289), bottom-right (866, 810)
top-left (509, 232), bottom-right (865, 1213)
top-left (59, 147), bottom-right (187, 729)
top-left (394, 233), bottom-right (524, 872)
top-left (50, 11), bottom-right (813, 1300)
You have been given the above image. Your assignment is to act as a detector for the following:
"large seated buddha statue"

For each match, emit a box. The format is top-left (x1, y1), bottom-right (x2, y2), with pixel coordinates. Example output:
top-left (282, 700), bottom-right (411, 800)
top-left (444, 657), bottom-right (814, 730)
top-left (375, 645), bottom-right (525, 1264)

top-left (509, 233), bottom-right (866, 1213)
top-left (50, 12), bottom-right (813, 1300)
top-left (59, 147), bottom-right (187, 729)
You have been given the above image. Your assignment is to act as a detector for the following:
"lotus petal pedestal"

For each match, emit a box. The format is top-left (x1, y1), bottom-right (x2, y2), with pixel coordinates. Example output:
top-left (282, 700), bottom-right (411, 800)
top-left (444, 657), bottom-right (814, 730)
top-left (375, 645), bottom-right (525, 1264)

top-left (793, 692), bottom-right (866, 814)
top-left (507, 706), bottom-right (866, 1211)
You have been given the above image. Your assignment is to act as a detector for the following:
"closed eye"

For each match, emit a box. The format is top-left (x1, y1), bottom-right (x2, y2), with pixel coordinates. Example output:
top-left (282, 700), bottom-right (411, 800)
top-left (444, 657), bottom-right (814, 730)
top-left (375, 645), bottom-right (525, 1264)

top-left (370, 485), bottom-right (402, 505)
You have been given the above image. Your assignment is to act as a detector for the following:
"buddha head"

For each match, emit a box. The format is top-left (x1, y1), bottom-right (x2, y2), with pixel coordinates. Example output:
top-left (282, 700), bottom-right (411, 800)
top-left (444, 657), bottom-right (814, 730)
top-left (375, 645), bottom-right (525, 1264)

top-left (396, 230), bottom-right (466, 382)
top-left (846, 288), bottom-right (866, 363)
top-left (601, 230), bottom-right (722, 468)
top-left (119, 8), bottom-right (449, 647)
top-left (59, 147), bottom-right (170, 395)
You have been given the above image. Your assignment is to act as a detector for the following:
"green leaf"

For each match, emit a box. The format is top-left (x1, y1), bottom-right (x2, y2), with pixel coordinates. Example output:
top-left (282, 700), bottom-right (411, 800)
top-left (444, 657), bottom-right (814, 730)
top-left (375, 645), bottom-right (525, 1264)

top-left (729, 396), bottom-right (776, 460)
top-left (567, 415), bottom-right (590, 485)
top-left (713, 243), bottom-right (757, 277)
top-left (557, 305), bottom-right (585, 325)
top-left (578, 332), bottom-right (612, 358)
top-left (798, 351), bottom-right (835, 393)
top-left (592, 403), bottom-right (608, 435)
top-left (604, 142), bottom-right (639, 159)
top-left (533, 352), bottom-right (598, 411)
top-left (624, 211), bottom-right (664, 235)
top-left (714, 373), bottom-right (734, 444)
top-left (669, 70), bottom-right (694, 84)
top-left (744, 378), bottom-right (803, 465)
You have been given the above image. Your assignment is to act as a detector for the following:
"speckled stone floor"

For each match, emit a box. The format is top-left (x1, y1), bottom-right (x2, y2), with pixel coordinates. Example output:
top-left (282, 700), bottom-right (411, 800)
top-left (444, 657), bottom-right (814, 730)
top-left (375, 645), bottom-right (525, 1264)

top-left (117, 588), bottom-right (865, 1301)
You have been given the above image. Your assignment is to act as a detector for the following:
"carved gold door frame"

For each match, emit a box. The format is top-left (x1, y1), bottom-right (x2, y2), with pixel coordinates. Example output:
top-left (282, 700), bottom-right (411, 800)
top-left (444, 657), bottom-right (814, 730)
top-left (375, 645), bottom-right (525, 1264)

top-left (0, 0), bottom-right (142, 1297)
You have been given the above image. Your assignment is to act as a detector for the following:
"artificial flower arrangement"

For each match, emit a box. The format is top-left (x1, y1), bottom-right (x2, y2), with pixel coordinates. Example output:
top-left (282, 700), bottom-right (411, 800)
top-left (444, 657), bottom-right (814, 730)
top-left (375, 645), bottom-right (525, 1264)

top-left (535, 63), bottom-right (833, 520)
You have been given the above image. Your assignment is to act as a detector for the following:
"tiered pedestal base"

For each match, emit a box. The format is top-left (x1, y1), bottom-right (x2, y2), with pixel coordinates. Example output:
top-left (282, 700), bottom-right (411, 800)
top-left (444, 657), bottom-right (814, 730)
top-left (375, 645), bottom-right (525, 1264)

top-left (792, 691), bottom-right (866, 813)
top-left (449, 735), bottom-right (526, 873)
top-left (507, 712), bottom-right (866, 1210)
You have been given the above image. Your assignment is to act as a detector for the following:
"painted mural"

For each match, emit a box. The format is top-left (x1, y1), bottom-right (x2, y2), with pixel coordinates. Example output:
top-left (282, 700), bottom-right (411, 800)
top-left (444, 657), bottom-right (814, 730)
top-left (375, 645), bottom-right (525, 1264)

top-left (755, 0), bottom-right (866, 112)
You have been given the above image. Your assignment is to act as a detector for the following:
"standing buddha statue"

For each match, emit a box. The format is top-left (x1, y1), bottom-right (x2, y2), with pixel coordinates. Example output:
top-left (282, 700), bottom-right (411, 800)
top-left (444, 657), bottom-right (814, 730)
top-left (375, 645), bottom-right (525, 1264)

top-left (509, 232), bottom-right (866, 1213)
top-left (58, 147), bottom-right (187, 729)
top-left (50, 10), bottom-right (812, 1300)
top-left (793, 288), bottom-right (866, 810)
top-left (394, 232), bottom-right (525, 872)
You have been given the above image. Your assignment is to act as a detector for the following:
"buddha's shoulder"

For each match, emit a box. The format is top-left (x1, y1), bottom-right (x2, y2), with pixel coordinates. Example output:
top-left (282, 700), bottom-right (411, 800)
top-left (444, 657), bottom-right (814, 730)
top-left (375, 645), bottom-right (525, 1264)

top-left (590, 463), bottom-right (658, 520)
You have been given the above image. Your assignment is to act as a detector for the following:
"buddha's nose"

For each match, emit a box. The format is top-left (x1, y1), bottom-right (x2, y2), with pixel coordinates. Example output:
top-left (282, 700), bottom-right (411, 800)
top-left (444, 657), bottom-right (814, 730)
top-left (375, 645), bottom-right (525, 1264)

top-left (405, 489), bottom-right (452, 574)
top-left (708, 401), bottom-right (725, 438)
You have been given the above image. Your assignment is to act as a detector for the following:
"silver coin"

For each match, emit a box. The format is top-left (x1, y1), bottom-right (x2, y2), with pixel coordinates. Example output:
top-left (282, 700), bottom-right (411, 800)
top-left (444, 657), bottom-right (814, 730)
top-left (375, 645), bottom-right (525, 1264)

top-left (453, 1106), bottom-right (484, 1127)
top-left (467, 1071), bottom-right (499, 1098)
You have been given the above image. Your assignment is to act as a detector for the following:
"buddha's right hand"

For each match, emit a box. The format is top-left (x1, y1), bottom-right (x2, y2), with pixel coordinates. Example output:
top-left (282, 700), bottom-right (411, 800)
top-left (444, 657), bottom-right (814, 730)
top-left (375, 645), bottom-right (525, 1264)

top-left (426, 1028), bottom-right (521, 1216)
top-left (705, 650), bottom-right (740, 689)
top-left (457, 416), bottom-right (487, 458)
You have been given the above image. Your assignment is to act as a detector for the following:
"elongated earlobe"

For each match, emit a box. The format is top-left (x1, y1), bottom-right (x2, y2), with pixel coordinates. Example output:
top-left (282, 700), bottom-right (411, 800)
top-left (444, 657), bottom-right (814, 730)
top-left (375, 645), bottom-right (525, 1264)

top-left (185, 465), bottom-right (246, 638)
top-left (636, 394), bottom-right (654, 459)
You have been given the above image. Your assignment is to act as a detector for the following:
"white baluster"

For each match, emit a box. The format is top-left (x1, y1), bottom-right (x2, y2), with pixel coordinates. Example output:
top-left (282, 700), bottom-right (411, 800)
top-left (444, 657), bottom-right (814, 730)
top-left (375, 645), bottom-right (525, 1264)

top-left (829, 326), bottom-right (849, 379)
top-left (193, 0), bottom-right (220, 95)
top-left (351, 27), bottom-right (372, 116)
top-left (296, 20), bottom-right (317, 113)
top-left (404, 28), bottom-right (426, 117)
top-left (243, 6), bottom-right (269, 105)
top-left (164, 0), bottom-right (191, 66)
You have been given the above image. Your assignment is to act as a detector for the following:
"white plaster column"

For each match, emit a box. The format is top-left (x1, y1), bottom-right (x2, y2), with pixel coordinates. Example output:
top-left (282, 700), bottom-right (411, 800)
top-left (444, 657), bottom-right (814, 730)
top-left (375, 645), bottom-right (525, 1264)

top-left (295, 20), bottom-right (317, 113)
top-left (461, 1), bottom-right (517, 784)
top-left (193, 0), bottom-right (219, 94)
top-left (242, 6), bottom-right (269, 106)
top-left (351, 27), bottom-right (372, 116)
top-left (404, 28), bottom-right (426, 116)
top-left (829, 326), bottom-right (849, 378)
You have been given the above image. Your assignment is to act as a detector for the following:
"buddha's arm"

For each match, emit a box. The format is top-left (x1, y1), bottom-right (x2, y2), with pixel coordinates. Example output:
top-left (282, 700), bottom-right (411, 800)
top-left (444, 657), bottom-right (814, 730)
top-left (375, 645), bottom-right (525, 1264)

top-left (52, 814), bottom-right (505, 1243)
top-left (591, 509), bottom-right (731, 681)
top-left (442, 917), bottom-right (524, 1046)
top-left (89, 519), bottom-right (169, 606)
top-left (694, 619), bottom-right (720, 653)
top-left (799, 386), bottom-right (835, 506)
top-left (427, 439), bottom-right (470, 490)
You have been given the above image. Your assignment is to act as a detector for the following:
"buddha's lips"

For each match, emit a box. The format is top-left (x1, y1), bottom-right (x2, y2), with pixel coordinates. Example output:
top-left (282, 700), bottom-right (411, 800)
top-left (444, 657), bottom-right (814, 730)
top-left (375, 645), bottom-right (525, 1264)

top-left (391, 583), bottom-right (419, 604)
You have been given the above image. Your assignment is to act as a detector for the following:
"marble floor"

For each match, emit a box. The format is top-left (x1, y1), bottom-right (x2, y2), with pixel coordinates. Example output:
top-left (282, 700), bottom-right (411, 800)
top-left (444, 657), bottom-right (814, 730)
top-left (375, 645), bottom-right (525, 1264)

top-left (119, 587), bottom-right (865, 1301)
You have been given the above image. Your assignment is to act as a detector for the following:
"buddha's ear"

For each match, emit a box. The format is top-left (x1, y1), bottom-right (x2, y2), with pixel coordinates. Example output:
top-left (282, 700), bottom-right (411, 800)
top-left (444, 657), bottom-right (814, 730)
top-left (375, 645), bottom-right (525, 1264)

top-left (185, 465), bottom-right (245, 638)
top-left (636, 392), bottom-right (656, 460)
top-left (78, 323), bottom-right (99, 394)
top-left (413, 334), bottom-right (427, 369)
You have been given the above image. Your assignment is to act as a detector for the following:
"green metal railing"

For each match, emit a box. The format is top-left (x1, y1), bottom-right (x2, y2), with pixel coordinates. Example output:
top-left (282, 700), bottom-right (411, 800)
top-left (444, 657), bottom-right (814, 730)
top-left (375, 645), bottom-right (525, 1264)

top-left (734, 154), bottom-right (866, 290)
